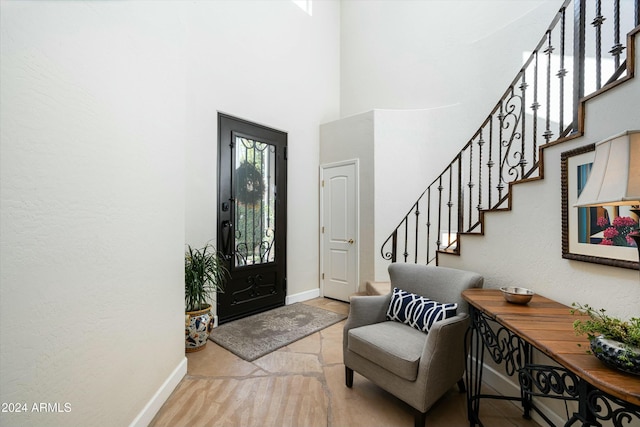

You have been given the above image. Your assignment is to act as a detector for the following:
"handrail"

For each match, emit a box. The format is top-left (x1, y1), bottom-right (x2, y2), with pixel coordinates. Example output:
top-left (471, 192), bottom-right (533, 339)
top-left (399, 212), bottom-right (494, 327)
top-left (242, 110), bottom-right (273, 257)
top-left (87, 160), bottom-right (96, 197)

top-left (381, 0), bottom-right (640, 265)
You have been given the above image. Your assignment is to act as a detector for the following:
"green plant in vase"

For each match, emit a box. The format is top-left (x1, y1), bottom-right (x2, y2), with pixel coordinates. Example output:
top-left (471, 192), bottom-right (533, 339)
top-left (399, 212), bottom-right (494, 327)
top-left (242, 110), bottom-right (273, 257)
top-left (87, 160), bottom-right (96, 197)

top-left (571, 303), bottom-right (640, 375)
top-left (185, 243), bottom-right (228, 352)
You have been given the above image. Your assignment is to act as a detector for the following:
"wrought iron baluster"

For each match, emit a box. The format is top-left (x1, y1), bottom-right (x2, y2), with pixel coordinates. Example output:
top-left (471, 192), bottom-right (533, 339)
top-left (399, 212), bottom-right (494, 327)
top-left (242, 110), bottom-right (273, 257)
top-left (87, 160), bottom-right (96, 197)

top-left (519, 72), bottom-right (527, 175)
top-left (403, 215), bottom-right (409, 262)
top-left (426, 188), bottom-right (431, 263)
top-left (558, 7), bottom-right (567, 135)
top-left (477, 131), bottom-right (484, 216)
top-left (414, 200), bottom-right (420, 263)
top-left (457, 153), bottom-right (463, 247)
top-left (543, 31), bottom-right (554, 143)
top-left (447, 165), bottom-right (453, 249)
top-left (391, 230), bottom-right (397, 262)
top-left (467, 144), bottom-right (473, 230)
top-left (593, 0), bottom-right (604, 90)
top-left (573, 0), bottom-right (586, 131)
top-left (436, 176), bottom-right (443, 251)
top-left (531, 49), bottom-right (540, 160)
top-left (497, 103), bottom-right (505, 200)
top-left (488, 118), bottom-right (494, 209)
top-left (610, 0), bottom-right (624, 69)
top-left (498, 84), bottom-right (525, 192)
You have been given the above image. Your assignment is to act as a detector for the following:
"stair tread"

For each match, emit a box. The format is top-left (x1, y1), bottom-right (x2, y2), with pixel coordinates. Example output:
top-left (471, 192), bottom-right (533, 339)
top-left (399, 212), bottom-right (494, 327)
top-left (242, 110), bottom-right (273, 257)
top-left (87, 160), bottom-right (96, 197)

top-left (366, 280), bottom-right (391, 296)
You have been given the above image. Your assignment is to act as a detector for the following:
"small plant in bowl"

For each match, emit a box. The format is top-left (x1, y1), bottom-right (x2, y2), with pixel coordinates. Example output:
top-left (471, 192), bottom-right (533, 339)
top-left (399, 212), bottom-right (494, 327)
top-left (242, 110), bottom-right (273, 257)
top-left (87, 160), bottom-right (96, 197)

top-left (571, 303), bottom-right (640, 375)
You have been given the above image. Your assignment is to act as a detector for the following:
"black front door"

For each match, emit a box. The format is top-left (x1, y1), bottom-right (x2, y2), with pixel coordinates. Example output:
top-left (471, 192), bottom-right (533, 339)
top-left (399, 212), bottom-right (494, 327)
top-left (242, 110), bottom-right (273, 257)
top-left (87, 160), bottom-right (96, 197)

top-left (217, 114), bottom-right (287, 323)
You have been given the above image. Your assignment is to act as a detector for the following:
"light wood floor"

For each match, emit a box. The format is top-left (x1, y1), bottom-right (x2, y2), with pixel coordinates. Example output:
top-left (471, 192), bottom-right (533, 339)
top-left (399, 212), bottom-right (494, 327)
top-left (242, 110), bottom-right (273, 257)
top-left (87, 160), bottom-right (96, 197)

top-left (150, 298), bottom-right (541, 427)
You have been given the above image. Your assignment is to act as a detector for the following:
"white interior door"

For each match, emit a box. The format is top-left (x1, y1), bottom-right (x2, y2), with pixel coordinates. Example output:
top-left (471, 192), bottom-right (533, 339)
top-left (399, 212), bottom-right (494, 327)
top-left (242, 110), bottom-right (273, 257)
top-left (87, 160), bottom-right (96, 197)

top-left (320, 160), bottom-right (358, 302)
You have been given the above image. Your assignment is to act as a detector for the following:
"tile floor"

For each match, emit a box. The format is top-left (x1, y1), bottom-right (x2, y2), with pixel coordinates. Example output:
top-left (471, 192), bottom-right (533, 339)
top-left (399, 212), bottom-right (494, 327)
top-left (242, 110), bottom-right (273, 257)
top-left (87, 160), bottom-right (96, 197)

top-left (150, 298), bottom-right (541, 427)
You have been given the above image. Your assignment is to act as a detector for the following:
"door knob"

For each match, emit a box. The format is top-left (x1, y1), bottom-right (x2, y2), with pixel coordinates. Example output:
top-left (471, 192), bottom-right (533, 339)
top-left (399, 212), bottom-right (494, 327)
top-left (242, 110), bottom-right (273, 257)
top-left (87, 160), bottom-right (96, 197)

top-left (348, 239), bottom-right (354, 244)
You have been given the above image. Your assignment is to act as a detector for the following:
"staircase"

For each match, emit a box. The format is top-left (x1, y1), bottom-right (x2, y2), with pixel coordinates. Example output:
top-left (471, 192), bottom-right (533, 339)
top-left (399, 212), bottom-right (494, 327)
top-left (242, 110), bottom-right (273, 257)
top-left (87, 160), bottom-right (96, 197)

top-left (381, 0), bottom-right (640, 267)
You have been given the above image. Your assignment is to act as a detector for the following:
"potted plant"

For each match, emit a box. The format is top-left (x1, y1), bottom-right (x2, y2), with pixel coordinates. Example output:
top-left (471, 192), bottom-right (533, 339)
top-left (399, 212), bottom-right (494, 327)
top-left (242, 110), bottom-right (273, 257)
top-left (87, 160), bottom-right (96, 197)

top-left (571, 303), bottom-right (640, 375)
top-left (185, 243), bottom-right (228, 353)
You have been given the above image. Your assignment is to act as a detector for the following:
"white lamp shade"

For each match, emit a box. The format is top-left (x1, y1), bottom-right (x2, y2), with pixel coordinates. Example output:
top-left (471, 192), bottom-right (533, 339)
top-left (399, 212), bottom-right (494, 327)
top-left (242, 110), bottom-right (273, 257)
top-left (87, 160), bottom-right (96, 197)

top-left (574, 130), bottom-right (640, 207)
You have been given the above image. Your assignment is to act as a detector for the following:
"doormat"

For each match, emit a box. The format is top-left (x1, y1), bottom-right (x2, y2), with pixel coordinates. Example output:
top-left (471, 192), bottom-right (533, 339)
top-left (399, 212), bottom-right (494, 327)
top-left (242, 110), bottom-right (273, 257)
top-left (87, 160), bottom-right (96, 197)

top-left (209, 303), bottom-right (347, 361)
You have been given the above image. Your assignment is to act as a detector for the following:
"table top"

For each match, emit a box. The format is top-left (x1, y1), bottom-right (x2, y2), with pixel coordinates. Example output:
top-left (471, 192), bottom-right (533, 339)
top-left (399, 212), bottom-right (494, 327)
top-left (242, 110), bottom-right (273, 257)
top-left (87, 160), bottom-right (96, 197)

top-left (462, 288), bottom-right (640, 407)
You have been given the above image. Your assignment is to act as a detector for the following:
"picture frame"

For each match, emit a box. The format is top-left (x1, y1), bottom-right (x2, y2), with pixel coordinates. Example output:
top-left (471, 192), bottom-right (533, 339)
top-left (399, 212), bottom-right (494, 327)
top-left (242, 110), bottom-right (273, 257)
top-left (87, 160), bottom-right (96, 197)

top-left (561, 144), bottom-right (639, 270)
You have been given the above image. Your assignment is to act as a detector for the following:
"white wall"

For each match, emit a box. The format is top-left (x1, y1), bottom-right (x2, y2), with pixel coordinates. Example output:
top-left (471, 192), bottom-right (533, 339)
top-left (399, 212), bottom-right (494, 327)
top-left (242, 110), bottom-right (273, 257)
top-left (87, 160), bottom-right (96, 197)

top-left (1, 2), bottom-right (186, 426)
top-left (374, 109), bottom-right (469, 279)
top-left (320, 112), bottom-right (375, 291)
top-left (340, 0), bottom-right (562, 119)
top-left (0, 0), bottom-right (340, 425)
top-left (184, 0), bottom-right (341, 300)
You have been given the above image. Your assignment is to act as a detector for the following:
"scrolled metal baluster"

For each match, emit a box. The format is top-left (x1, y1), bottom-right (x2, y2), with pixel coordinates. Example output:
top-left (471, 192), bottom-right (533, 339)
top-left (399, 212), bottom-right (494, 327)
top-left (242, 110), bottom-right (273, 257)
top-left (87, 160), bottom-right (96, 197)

top-left (381, 229), bottom-right (397, 261)
top-left (499, 89), bottom-right (525, 188)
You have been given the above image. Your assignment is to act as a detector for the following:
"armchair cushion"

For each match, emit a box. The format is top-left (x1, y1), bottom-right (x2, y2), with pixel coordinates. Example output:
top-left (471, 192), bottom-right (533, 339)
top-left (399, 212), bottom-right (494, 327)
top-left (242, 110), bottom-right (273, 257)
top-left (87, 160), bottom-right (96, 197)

top-left (348, 321), bottom-right (427, 381)
top-left (386, 287), bottom-right (457, 333)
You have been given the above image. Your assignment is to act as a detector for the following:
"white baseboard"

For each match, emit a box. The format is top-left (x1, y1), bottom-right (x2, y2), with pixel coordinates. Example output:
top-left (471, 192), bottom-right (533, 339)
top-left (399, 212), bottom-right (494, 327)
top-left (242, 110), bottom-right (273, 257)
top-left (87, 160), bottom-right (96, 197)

top-left (479, 361), bottom-right (566, 427)
top-left (129, 357), bottom-right (187, 427)
top-left (286, 287), bottom-right (320, 305)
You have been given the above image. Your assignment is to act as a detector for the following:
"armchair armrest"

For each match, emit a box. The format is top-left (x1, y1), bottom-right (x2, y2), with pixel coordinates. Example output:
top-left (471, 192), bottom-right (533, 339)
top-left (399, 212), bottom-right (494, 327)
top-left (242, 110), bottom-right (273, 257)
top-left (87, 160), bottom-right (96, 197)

top-left (343, 294), bottom-right (391, 345)
top-left (418, 313), bottom-right (470, 404)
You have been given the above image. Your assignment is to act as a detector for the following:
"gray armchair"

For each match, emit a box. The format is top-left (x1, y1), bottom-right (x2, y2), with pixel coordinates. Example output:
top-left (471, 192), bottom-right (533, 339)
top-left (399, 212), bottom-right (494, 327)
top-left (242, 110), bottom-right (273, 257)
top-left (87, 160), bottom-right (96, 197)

top-left (343, 264), bottom-right (484, 427)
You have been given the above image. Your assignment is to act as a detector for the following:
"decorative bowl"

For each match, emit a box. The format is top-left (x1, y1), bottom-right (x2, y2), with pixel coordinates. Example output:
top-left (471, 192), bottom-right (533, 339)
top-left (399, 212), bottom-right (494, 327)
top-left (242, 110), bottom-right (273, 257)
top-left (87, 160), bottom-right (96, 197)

top-left (590, 335), bottom-right (640, 376)
top-left (500, 287), bottom-right (534, 305)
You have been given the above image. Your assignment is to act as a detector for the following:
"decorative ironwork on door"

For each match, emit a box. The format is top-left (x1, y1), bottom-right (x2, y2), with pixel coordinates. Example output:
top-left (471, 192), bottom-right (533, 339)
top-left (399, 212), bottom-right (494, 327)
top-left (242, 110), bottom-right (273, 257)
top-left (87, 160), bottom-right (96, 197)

top-left (233, 137), bottom-right (276, 267)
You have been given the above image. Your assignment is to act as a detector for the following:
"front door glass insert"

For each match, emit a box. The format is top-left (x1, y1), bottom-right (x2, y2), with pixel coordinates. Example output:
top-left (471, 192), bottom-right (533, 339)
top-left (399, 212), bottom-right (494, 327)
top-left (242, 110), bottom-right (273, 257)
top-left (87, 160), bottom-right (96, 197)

top-left (234, 137), bottom-right (276, 267)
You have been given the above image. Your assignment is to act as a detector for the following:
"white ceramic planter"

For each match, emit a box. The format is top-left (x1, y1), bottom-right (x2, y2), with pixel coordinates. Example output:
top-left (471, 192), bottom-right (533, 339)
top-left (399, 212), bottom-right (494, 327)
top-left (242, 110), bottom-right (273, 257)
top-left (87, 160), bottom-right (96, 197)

top-left (185, 304), bottom-right (214, 353)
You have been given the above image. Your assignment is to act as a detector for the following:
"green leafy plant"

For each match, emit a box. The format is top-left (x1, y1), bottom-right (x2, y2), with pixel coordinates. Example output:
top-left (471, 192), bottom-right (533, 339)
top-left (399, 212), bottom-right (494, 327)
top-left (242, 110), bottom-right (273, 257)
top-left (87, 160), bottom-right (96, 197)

top-left (571, 302), bottom-right (640, 367)
top-left (185, 243), bottom-right (228, 312)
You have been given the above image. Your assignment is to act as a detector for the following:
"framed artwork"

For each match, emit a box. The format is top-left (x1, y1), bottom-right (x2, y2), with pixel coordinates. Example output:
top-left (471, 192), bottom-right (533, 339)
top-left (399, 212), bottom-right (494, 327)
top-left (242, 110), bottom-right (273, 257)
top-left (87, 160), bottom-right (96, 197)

top-left (561, 144), bottom-right (639, 270)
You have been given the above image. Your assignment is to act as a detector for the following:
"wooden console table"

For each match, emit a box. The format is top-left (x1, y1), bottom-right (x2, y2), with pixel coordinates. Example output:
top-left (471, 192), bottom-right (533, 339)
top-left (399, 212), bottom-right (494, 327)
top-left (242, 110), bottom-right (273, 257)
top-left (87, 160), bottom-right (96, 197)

top-left (462, 288), bottom-right (640, 427)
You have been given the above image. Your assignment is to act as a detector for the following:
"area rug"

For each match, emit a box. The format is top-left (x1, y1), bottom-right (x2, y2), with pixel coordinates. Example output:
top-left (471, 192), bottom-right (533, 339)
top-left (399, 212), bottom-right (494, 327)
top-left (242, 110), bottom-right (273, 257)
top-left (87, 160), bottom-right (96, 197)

top-left (209, 303), bottom-right (347, 361)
